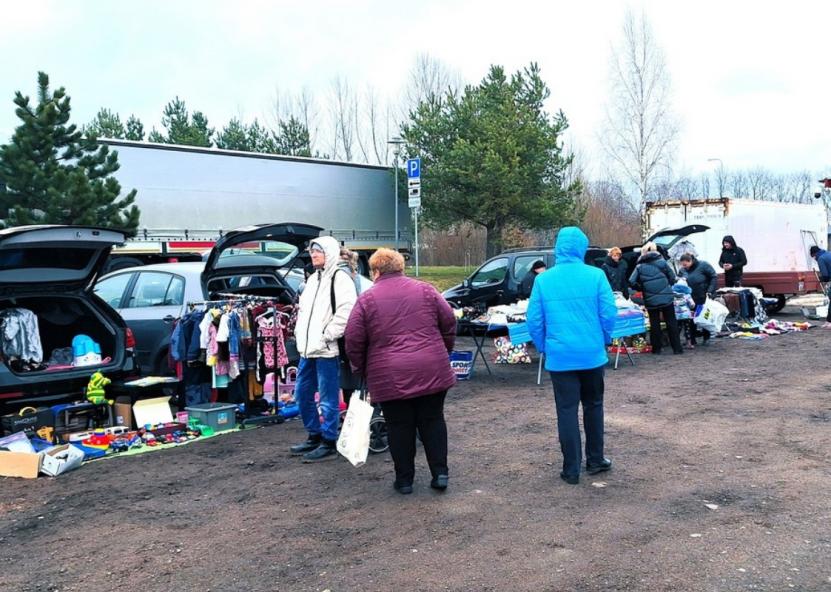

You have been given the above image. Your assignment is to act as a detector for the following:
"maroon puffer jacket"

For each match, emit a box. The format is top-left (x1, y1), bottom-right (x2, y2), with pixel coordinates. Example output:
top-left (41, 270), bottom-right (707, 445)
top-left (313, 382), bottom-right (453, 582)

top-left (345, 272), bottom-right (457, 403)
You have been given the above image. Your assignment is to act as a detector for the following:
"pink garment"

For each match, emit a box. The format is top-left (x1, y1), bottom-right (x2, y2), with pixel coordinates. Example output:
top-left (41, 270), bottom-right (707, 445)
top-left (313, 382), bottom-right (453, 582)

top-left (207, 323), bottom-right (229, 376)
top-left (258, 316), bottom-right (288, 371)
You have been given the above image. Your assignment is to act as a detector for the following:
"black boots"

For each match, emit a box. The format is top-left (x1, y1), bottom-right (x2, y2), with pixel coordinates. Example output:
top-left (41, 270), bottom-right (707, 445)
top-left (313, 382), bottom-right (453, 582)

top-left (290, 434), bottom-right (321, 455)
top-left (302, 439), bottom-right (337, 463)
top-left (586, 458), bottom-right (613, 475)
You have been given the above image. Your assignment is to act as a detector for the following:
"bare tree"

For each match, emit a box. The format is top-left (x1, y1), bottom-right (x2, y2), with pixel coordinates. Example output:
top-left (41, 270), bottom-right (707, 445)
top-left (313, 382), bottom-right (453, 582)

top-left (355, 85), bottom-right (393, 165)
top-left (600, 10), bottom-right (678, 205)
top-left (747, 167), bottom-right (774, 200)
top-left (329, 76), bottom-right (358, 161)
top-left (729, 171), bottom-right (749, 199)
top-left (400, 53), bottom-right (462, 122)
top-left (699, 173), bottom-right (711, 199)
top-left (269, 85), bottom-right (321, 154)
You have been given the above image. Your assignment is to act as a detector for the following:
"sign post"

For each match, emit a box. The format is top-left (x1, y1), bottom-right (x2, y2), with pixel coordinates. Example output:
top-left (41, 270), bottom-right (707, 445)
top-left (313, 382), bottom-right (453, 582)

top-left (406, 158), bottom-right (422, 276)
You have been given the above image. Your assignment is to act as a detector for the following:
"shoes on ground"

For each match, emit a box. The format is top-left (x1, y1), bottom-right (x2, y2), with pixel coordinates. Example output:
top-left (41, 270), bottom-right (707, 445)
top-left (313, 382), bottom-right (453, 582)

top-left (290, 434), bottom-right (321, 455)
top-left (301, 440), bottom-right (337, 462)
top-left (560, 472), bottom-right (579, 485)
top-left (586, 458), bottom-right (613, 475)
top-left (431, 474), bottom-right (449, 491)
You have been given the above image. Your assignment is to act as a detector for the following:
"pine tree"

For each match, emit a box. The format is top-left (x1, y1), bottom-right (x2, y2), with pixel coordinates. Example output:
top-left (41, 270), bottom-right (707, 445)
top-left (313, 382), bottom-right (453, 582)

top-left (275, 116), bottom-right (312, 157)
top-left (0, 72), bottom-right (140, 233)
top-left (85, 108), bottom-right (126, 139)
top-left (125, 115), bottom-right (145, 141)
top-left (149, 97), bottom-right (213, 147)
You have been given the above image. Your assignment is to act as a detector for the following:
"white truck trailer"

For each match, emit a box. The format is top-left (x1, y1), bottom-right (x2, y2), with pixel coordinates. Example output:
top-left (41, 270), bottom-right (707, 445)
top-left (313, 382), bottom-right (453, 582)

top-left (101, 139), bottom-right (410, 273)
top-left (644, 198), bottom-right (828, 310)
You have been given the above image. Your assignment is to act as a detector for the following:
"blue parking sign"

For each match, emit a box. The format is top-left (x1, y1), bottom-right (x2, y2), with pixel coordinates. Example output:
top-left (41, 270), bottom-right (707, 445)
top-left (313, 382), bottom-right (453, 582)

top-left (406, 158), bottom-right (421, 180)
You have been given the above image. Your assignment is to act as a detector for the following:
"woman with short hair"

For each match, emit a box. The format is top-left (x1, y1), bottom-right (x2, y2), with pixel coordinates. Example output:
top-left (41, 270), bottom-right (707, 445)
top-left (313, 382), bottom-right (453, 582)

top-left (345, 248), bottom-right (457, 495)
top-left (602, 246), bottom-right (629, 299)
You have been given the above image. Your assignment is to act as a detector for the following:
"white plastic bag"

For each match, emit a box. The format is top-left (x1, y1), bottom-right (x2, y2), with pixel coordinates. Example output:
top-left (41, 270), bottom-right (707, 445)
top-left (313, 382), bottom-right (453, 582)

top-left (694, 297), bottom-right (728, 334)
top-left (337, 394), bottom-right (373, 467)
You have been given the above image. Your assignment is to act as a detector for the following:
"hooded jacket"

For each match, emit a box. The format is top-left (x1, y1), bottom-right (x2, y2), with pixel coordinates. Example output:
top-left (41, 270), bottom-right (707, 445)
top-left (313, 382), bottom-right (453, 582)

top-left (602, 256), bottom-right (629, 298)
top-left (679, 258), bottom-right (718, 305)
top-left (718, 235), bottom-right (747, 285)
top-left (813, 248), bottom-right (831, 283)
top-left (629, 251), bottom-right (676, 308)
top-left (527, 227), bottom-right (617, 372)
top-left (345, 272), bottom-right (457, 403)
top-left (295, 236), bottom-right (358, 359)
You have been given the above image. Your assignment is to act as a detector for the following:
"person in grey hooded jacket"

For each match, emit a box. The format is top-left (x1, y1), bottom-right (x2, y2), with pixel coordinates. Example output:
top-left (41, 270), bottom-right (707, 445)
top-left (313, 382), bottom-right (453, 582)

top-left (629, 243), bottom-right (683, 355)
top-left (290, 236), bottom-right (358, 462)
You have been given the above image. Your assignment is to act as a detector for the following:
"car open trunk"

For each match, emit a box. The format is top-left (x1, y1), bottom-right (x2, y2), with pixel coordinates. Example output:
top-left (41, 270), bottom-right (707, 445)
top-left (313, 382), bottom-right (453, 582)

top-left (0, 295), bottom-right (121, 376)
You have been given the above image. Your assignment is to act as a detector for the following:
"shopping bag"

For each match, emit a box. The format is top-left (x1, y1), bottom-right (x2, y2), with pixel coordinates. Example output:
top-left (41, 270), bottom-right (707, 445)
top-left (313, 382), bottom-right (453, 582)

top-left (336, 394), bottom-right (373, 467)
top-left (694, 297), bottom-right (728, 334)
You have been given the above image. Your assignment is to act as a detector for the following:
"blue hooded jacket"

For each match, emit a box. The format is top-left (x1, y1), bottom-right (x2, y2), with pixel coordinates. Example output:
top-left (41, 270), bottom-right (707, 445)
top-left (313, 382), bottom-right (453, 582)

top-left (814, 248), bottom-right (831, 282)
top-left (527, 227), bottom-right (617, 372)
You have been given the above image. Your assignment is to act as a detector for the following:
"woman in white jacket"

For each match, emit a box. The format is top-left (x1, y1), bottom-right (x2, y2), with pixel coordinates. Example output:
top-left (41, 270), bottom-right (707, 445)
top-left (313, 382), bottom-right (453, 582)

top-left (290, 236), bottom-right (358, 462)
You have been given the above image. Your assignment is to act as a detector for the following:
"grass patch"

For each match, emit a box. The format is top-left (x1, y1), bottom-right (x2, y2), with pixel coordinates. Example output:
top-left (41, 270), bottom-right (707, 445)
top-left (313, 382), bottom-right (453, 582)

top-left (406, 266), bottom-right (470, 292)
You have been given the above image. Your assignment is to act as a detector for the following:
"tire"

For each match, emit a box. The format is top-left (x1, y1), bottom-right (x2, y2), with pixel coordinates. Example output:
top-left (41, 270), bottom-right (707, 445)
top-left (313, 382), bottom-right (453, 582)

top-left (368, 415), bottom-right (389, 454)
top-left (765, 294), bottom-right (787, 314)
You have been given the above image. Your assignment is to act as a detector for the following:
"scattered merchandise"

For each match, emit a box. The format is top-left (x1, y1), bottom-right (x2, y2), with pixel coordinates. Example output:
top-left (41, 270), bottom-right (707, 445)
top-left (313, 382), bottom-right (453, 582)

top-left (493, 336), bottom-right (532, 364)
top-left (40, 444), bottom-right (84, 477)
top-left (133, 396), bottom-right (175, 427)
top-left (86, 372), bottom-right (113, 405)
top-left (1, 406), bottom-right (54, 436)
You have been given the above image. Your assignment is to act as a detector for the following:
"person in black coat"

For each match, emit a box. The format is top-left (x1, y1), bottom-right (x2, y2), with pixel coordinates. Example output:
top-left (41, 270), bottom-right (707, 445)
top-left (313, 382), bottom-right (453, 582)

top-left (519, 260), bottom-right (546, 299)
top-left (602, 247), bottom-right (629, 299)
top-left (718, 235), bottom-right (747, 287)
top-left (679, 253), bottom-right (718, 345)
top-left (629, 243), bottom-right (683, 355)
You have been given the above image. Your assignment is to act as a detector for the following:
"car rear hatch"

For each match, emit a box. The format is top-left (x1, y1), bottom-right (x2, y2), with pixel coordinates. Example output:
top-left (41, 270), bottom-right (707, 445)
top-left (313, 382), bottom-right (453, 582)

top-left (0, 226), bottom-right (131, 392)
top-left (646, 224), bottom-right (710, 252)
top-left (201, 223), bottom-right (322, 301)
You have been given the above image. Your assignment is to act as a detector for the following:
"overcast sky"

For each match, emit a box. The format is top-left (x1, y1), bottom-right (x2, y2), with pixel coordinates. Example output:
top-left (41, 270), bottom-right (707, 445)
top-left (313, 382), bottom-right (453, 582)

top-left (2, 0), bottom-right (829, 179)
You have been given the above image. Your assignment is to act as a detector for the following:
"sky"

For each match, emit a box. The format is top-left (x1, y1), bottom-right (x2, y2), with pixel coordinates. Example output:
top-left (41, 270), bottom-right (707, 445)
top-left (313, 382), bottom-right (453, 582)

top-left (2, 0), bottom-right (830, 180)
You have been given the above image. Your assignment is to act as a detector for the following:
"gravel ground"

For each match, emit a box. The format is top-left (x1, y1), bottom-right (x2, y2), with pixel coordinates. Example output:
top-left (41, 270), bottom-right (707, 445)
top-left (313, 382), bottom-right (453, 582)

top-left (1, 321), bottom-right (830, 592)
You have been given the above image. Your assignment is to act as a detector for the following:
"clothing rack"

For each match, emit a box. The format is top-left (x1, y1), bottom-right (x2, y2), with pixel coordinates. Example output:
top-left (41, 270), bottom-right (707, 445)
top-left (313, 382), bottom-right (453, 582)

top-left (186, 294), bottom-right (278, 308)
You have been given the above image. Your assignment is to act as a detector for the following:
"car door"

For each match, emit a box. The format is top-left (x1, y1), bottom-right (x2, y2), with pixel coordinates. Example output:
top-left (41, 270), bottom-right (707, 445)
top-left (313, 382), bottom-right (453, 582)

top-left (512, 255), bottom-right (545, 298)
top-left (468, 257), bottom-right (510, 307)
top-left (118, 271), bottom-right (186, 372)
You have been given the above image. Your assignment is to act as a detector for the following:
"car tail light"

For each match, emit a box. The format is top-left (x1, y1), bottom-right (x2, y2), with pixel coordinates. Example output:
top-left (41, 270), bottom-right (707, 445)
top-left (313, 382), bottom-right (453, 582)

top-left (126, 328), bottom-right (137, 350)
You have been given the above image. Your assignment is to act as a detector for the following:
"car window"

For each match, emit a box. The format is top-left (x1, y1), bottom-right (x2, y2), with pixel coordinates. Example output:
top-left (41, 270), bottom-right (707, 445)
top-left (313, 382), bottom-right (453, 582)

top-left (94, 273), bottom-right (134, 308)
top-left (514, 256), bottom-right (543, 281)
top-left (471, 258), bottom-right (509, 287)
top-left (127, 272), bottom-right (176, 308)
top-left (165, 275), bottom-right (186, 306)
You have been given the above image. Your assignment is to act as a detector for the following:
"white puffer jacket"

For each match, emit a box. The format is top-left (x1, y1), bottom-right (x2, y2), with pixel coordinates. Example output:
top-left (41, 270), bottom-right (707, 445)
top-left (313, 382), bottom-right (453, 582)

top-left (295, 236), bottom-right (358, 359)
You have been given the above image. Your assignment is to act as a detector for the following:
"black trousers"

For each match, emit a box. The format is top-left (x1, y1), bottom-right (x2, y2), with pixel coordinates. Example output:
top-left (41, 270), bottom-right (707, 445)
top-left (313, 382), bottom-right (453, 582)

top-left (550, 366), bottom-right (605, 478)
top-left (647, 305), bottom-right (683, 354)
top-left (380, 391), bottom-right (448, 486)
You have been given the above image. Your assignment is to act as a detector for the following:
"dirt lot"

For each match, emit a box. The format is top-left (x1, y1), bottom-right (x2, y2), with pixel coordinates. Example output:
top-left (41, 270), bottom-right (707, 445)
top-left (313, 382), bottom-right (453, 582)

top-left (2, 320), bottom-right (830, 592)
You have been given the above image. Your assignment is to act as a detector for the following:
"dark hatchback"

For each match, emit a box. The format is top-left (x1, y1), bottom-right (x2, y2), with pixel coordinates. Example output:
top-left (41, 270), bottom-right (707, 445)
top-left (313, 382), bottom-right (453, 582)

top-left (0, 226), bottom-right (140, 409)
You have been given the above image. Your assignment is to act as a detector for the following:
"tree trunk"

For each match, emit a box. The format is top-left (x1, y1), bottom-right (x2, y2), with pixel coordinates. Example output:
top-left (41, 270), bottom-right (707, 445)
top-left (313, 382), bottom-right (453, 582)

top-left (484, 223), bottom-right (502, 259)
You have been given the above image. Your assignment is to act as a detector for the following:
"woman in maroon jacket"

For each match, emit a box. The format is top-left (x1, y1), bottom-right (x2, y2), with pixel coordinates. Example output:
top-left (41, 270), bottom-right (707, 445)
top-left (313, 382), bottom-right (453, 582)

top-left (345, 248), bottom-right (457, 495)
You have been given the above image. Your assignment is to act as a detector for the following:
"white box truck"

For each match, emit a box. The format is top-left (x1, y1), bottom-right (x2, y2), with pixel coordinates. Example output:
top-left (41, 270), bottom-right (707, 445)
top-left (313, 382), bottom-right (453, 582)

top-left (644, 198), bottom-right (828, 310)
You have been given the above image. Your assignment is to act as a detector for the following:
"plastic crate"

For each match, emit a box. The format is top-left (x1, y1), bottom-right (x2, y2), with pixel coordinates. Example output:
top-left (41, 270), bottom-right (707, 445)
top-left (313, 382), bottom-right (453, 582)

top-left (185, 403), bottom-right (238, 432)
top-left (449, 350), bottom-right (474, 381)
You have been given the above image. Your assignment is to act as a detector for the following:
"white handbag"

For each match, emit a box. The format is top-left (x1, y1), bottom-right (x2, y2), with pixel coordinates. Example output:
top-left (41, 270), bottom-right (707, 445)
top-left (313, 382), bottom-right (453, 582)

top-left (336, 391), bottom-right (373, 467)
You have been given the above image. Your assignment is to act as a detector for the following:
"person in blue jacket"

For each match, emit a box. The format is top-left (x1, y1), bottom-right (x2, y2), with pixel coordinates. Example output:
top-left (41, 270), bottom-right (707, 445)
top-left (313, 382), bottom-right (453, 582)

top-left (810, 245), bottom-right (831, 328)
top-left (527, 227), bottom-right (618, 485)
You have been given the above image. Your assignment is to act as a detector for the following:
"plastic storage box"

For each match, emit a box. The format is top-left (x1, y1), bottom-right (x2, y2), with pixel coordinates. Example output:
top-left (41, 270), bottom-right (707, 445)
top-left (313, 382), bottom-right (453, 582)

top-left (184, 403), bottom-right (238, 432)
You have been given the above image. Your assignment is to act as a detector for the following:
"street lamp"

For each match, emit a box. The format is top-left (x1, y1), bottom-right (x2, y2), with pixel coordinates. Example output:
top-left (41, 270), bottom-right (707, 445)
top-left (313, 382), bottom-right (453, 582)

top-left (707, 158), bottom-right (724, 198)
top-left (388, 136), bottom-right (405, 251)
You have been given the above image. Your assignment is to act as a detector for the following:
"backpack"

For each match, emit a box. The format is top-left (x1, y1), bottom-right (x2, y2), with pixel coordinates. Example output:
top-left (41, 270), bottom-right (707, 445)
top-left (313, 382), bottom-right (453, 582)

top-left (330, 269), bottom-right (360, 390)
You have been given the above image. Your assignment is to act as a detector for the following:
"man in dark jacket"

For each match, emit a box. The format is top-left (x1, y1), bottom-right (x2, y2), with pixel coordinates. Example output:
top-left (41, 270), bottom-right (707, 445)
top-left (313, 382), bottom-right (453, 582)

top-left (519, 260), bottom-right (546, 299)
top-left (679, 253), bottom-right (718, 344)
top-left (629, 243), bottom-right (683, 355)
top-left (809, 246), bottom-right (831, 327)
top-left (601, 247), bottom-right (629, 299)
top-left (718, 235), bottom-right (747, 287)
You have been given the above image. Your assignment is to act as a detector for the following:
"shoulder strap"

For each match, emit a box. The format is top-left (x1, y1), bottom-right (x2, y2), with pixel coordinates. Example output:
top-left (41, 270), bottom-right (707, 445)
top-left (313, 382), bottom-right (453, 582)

top-left (330, 268), bottom-right (339, 312)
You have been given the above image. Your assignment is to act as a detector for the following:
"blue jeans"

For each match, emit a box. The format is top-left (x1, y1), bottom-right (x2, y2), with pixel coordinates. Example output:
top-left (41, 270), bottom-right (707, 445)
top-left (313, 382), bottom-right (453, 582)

top-left (295, 356), bottom-right (341, 442)
top-left (549, 366), bottom-right (606, 478)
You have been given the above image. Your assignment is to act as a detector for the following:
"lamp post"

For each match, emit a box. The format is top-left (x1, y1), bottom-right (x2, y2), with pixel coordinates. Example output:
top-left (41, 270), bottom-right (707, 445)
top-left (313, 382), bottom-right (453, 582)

top-left (388, 136), bottom-right (405, 251)
top-left (707, 158), bottom-right (724, 198)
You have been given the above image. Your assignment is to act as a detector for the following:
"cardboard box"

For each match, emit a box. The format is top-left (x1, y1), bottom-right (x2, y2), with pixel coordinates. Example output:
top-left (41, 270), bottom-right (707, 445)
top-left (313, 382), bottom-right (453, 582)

top-left (114, 396), bottom-right (134, 428)
top-left (40, 444), bottom-right (84, 477)
top-left (133, 396), bottom-right (174, 428)
top-left (0, 450), bottom-right (41, 479)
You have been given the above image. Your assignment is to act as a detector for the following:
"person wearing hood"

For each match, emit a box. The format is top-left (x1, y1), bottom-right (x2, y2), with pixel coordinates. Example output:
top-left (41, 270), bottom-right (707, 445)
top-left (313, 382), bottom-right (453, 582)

top-left (519, 260), bottom-right (547, 299)
top-left (290, 236), bottom-right (358, 462)
top-left (602, 247), bottom-right (629, 299)
top-left (527, 227), bottom-right (617, 485)
top-left (718, 235), bottom-right (747, 287)
top-left (809, 245), bottom-right (831, 327)
top-left (629, 243), bottom-right (684, 355)
top-left (679, 253), bottom-right (718, 345)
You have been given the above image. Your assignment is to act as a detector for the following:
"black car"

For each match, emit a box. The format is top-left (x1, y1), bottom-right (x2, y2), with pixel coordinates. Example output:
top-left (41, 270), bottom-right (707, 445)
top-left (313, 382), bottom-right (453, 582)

top-left (442, 247), bottom-right (609, 309)
top-left (0, 226), bottom-right (140, 410)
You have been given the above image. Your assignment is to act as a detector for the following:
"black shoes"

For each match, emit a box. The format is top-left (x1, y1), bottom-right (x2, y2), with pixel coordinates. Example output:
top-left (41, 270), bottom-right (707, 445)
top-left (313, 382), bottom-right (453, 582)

top-left (560, 472), bottom-right (579, 485)
top-left (290, 434), bottom-right (322, 455)
top-left (430, 475), bottom-right (449, 491)
top-left (301, 439), bottom-right (337, 462)
top-left (394, 482), bottom-right (414, 495)
top-left (586, 458), bottom-right (613, 475)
